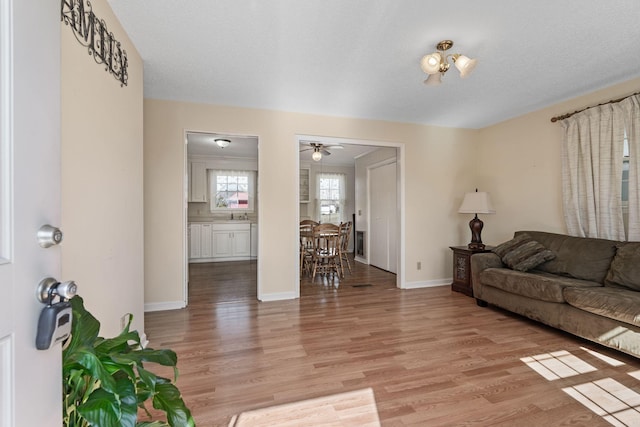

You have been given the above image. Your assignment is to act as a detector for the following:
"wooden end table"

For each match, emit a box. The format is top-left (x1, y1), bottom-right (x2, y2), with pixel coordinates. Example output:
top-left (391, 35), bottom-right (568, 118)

top-left (449, 246), bottom-right (494, 297)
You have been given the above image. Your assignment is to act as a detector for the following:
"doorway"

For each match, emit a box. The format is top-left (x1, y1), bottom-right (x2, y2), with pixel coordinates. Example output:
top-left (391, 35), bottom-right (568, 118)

top-left (296, 134), bottom-right (404, 292)
top-left (185, 132), bottom-right (259, 304)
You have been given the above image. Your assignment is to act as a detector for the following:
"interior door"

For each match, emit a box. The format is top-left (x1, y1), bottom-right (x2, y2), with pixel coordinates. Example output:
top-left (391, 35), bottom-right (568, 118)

top-left (0, 1), bottom-right (61, 426)
top-left (369, 161), bottom-right (397, 273)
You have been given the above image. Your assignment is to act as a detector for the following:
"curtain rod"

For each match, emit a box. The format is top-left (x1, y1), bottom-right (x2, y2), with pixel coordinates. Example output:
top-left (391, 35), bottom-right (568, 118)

top-left (550, 90), bottom-right (640, 123)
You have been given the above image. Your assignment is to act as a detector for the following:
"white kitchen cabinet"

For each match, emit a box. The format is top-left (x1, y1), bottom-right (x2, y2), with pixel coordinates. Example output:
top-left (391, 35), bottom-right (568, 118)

top-left (188, 161), bottom-right (207, 202)
top-left (190, 222), bottom-right (252, 262)
top-left (200, 223), bottom-right (212, 258)
top-left (250, 223), bottom-right (258, 258)
top-left (212, 228), bottom-right (232, 257)
top-left (211, 223), bottom-right (251, 260)
top-left (299, 168), bottom-right (310, 203)
top-left (189, 223), bottom-right (202, 259)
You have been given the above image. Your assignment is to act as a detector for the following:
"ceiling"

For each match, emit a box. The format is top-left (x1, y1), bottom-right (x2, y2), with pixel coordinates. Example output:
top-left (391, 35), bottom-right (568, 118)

top-left (108, 1), bottom-right (640, 129)
top-left (187, 132), bottom-right (377, 165)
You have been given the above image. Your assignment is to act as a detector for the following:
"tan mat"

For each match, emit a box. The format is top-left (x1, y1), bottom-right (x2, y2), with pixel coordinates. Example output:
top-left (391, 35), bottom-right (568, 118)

top-left (229, 388), bottom-right (381, 427)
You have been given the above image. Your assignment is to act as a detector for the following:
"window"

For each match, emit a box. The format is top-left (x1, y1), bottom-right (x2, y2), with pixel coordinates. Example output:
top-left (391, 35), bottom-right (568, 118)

top-left (209, 169), bottom-right (256, 212)
top-left (316, 173), bottom-right (345, 224)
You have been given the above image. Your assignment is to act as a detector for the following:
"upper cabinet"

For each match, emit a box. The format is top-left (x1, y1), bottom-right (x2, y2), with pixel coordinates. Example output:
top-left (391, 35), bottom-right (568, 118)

top-left (189, 161), bottom-right (207, 202)
top-left (300, 168), bottom-right (310, 203)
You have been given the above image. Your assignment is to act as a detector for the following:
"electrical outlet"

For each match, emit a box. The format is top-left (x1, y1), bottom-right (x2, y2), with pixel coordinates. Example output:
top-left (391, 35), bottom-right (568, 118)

top-left (417, 261), bottom-right (421, 270)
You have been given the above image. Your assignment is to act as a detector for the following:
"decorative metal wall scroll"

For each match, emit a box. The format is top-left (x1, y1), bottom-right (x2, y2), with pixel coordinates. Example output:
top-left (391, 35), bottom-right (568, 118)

top-left (61, 0), bottom-right (128, 86)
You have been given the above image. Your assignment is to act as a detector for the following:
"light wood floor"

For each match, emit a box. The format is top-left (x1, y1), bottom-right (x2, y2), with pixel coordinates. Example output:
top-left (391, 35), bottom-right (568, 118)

top-left (144, 258), bottom-right (640, 426)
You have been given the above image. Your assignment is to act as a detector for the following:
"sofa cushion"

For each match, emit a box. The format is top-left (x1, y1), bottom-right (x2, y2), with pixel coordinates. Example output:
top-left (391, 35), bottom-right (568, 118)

top-left (563, 286), bottom-right (640, 328)
top-left (516, 231), bottom-right (618, 283)
top-left (604, 243), bottom-right (640, 291)
top-left (493, 233), bottom-right (556, 272)
top-left (480, 268), bottom-right (602, 303)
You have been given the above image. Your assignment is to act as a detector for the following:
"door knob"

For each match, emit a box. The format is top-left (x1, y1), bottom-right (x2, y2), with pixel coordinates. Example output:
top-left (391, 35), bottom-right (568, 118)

top-left (36, 277), bottom-right (77, 304)
top-left (37, 224), bottom-right (63, 248)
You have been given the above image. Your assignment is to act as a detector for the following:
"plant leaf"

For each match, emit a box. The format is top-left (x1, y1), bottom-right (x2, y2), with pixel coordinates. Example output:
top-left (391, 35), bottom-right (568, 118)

top-left (65, 296), bottom-right (101, 355)
top-left (67, 348), bottom-right (117, 394)
top-left (152, 383), bottom-right (195, 427)
top-left (115, 376), bottom-right (139, 427)
top-left (77, 388), bottom-right (120, 427)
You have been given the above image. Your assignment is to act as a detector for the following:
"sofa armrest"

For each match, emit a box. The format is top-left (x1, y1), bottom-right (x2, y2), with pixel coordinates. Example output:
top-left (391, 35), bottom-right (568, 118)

top-left (471, 252), bottom-right (503, 299)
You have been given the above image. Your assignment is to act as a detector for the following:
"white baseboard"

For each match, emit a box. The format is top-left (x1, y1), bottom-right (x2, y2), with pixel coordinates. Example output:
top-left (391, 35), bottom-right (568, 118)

top-left (144, 301), bottom-right (186, 312)
top-left (354, 256), bottom-right (367, 264)
top-left (402, 278), bottom-right (451, 289)
top-left (258, 291), bottom-right (298, 302)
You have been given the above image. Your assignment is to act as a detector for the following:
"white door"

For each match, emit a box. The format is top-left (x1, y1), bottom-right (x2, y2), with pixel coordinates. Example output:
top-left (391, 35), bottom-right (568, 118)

top-left (0, 1), bottom-right (62, 426)
top-left (369, 161), bottom-right (397, 273)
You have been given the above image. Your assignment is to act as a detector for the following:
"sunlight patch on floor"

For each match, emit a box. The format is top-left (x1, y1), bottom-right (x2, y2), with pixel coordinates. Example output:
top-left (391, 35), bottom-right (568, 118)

top-left (520, 350), bottom-right (597, 380)
top-left (580, 347), bottom-right (626, 367)
top-left (230, 387), bottom-right (381, 427)
top-left (523, 348), bottom-right (640, 426)
top-left (563, 378), bottom-right (640, 427)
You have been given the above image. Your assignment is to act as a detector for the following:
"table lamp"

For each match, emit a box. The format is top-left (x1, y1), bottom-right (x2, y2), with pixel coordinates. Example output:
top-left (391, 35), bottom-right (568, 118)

top-left (458, 189), bottom-right (495, 250)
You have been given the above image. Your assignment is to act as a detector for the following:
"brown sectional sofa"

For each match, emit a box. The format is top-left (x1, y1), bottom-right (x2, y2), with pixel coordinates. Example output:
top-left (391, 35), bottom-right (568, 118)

top-left (471, 230), bottom-right (640, 358)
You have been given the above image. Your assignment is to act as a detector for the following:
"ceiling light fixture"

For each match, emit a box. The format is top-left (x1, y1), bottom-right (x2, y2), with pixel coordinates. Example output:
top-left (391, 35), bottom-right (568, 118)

top-left (311, 148), bottom-right (322, 162)
top-left (214, 138), bottom-right (231, 148)
top-left (420, 40), bottom-right (477, 86)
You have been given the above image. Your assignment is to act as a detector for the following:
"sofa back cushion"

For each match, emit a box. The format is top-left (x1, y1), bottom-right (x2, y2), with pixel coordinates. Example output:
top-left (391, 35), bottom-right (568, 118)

top-left (604, 243), bottom-right (640, 291)
top-left (514, 231), bottom-right (618, 283)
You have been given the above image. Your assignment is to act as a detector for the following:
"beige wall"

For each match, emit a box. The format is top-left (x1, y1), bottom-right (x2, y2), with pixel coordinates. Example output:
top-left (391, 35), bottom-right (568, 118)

top-left (144, 99), bottom-right (478, 305)
top-left (61, 0), bottom-right (145, 337)
top-left (477, 77), bottom-right (640, 247)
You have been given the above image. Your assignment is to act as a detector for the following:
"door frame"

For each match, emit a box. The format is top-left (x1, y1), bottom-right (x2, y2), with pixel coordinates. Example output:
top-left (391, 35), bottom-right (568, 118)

top-left (182, 130), bottom-right (261, 306)
top-left (295, 134), bottom-right (405, 291)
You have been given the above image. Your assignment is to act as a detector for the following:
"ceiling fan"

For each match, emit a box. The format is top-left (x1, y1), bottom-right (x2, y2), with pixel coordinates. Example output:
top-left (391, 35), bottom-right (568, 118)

top-left (299, 141), bottom-right (343, 161)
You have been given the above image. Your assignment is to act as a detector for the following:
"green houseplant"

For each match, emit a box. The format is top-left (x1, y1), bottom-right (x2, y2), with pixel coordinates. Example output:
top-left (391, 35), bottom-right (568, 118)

top-left (63, 296), bottom-right (195, 427)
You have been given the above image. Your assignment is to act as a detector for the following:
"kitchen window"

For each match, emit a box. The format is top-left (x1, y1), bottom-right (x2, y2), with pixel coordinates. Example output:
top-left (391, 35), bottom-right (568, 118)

top-left (209, 169), bottom-right (256, 212)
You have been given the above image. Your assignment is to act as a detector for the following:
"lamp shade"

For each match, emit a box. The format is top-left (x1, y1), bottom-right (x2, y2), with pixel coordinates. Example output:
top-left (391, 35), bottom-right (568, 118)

top-left (423, 73), bottom-right (442, 86)
top-left (420, 53), bottom-right (441, 74)
top-left (454, 55), bottom-right (477, 78)
top-left (215, 138), bottom-right (230, 148)
top-left (458, 191), bottom-right (495, 214)
top-left (311, 150), bottom-right (322, 162)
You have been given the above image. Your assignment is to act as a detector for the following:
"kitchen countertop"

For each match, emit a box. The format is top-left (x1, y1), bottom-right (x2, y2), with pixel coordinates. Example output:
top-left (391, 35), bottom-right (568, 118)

top-left (188, 220), bottom-right (256, 224)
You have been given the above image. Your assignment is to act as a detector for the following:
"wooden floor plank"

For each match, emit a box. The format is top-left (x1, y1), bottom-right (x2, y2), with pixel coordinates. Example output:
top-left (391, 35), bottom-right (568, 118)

top-left (142, 257), bottom-right (640, 426)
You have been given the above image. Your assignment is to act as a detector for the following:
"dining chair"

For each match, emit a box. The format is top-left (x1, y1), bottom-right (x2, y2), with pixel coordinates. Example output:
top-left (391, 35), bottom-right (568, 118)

top-left (299, 220), bottom-right (318, 278)
top-left (311, 223), bottom-right (341, 281)
top-left (339, 221), bottom-right (353, 275)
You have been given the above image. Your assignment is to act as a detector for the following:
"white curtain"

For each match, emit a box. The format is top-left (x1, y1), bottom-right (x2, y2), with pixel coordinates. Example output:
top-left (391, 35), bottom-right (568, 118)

top-left (624, 95), bottom-right (640, 241)
top-left (315, 172), bottom-right (346, 223)
top-left (561, 104), bottom-right (626, 240)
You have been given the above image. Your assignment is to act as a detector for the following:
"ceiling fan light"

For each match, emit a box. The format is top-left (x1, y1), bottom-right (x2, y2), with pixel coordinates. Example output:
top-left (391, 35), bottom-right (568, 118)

top-left (215, 138), bottom-right (231, 148)
top-left (423, 73), bottom-right (442, 86)
top-left (311, 150), bottom-right (322, 161)
top-left (454, 55), bottom-right (477, 78)
top-left (420, 53), bottom-right (441, 74)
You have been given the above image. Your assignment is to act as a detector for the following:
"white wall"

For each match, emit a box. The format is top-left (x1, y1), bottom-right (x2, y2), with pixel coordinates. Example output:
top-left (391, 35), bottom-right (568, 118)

top-left (478, 77), bottom-right (640, 246)
top-left (61, 0), bottom-right (145, 337)
top-left (144, 99), bottom-right (478, 305)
